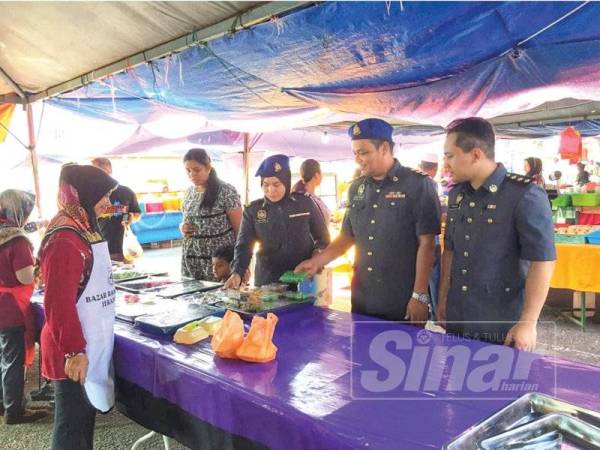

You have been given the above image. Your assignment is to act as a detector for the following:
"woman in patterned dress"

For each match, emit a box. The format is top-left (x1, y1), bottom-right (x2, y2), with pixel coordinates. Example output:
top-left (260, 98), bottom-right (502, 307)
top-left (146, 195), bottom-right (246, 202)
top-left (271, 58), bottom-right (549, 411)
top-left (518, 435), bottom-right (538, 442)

top-left (181, 149), bottom-right (242, 280)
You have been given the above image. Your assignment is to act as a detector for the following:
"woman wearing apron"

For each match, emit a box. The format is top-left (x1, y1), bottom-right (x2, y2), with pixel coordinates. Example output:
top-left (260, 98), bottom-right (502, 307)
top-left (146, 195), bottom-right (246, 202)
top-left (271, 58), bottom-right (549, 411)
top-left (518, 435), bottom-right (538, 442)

top-left (181, 148), bottom-right (242, 280)
top-left (0, 190), bottom-right (48, 424)
top-left (39, 165), bottom-right (117, 450)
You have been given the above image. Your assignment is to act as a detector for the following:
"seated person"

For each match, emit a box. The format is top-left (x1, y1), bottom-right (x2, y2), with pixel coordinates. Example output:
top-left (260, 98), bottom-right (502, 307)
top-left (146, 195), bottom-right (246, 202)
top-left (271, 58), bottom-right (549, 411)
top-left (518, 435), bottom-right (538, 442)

top-left (212, 245), bottom-right (234, 282)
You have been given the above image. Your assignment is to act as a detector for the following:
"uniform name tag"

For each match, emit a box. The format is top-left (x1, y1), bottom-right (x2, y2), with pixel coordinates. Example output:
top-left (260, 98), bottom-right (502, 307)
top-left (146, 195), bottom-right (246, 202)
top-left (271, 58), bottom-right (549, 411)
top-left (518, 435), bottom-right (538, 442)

top-left (385, 191), bottom-right (406, 199)
top-left (289, 212), bottom-right (310, 218)
top-left (449, 203), bottom-right (460, 209)
top-left (487, 204), bottom-right (497, 209)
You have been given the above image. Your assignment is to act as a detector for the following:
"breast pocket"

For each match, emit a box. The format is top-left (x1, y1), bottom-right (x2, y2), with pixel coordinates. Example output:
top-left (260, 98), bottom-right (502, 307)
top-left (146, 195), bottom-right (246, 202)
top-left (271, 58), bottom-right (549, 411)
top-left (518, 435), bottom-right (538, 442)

top-left (382, 198), bottom-right (411, 234)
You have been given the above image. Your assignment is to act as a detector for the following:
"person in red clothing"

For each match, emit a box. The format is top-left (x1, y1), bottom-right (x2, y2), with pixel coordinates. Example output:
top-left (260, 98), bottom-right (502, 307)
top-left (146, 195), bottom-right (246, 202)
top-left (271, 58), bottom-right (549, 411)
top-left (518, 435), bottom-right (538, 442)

top-left (0, 189), bottom-right (49, 424)
top-left (40, 165), bottom-right (117, 450)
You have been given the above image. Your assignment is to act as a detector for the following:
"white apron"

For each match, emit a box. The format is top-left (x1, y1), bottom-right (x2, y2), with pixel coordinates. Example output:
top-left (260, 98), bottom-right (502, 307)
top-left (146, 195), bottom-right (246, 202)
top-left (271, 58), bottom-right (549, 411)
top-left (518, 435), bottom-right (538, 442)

top-left (76, 240), bottom-right (116, 412)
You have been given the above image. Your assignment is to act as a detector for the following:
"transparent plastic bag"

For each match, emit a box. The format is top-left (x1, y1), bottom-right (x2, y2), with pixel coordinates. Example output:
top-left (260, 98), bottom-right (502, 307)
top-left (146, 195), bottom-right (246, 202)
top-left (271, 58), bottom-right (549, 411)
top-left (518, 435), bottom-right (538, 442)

top-left (123, 226), bottom-right (143, 262)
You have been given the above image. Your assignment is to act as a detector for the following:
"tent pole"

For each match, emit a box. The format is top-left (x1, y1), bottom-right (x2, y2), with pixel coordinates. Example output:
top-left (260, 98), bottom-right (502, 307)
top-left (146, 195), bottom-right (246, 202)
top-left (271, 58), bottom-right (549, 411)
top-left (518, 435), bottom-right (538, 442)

top-left (243, 133), bottom-right (250, 206)
top-left (26, 104), bottom-right (43, 217)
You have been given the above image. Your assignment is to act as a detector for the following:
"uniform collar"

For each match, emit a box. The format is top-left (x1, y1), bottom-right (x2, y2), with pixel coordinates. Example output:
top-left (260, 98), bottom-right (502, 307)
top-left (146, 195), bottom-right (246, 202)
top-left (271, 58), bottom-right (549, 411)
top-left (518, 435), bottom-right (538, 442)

top-left (481, 163), bottom-right (507, 193)
top-left (367, 159), bottom-right (402, 184)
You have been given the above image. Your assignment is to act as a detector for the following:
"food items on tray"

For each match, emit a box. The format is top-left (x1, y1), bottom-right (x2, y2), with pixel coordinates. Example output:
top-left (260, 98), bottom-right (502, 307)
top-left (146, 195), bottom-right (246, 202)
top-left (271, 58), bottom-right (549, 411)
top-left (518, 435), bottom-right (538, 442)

top-left (279, 271), bottom-right (307, 284)
top-left (113, 270), bottom-right (146, 281)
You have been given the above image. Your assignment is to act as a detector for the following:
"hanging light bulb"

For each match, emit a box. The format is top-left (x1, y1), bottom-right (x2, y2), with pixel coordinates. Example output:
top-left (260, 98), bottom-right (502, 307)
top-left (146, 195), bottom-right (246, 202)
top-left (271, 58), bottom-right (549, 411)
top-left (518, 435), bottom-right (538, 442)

top-left (321, 131), bottom-right (330, 145)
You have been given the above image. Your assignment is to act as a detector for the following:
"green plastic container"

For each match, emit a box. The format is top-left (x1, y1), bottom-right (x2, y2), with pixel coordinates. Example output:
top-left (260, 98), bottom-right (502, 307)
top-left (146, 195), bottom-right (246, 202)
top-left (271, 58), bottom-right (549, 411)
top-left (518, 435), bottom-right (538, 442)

top-left (571, 193), bottom-right (600, 207)
top-left (551, 195), bottom-right (571, 208)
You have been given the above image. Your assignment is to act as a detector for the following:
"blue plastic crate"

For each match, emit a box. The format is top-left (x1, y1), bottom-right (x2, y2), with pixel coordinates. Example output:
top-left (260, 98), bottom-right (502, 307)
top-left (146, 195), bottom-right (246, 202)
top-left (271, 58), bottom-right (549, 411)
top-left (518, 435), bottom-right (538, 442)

top-left (586, 229), bottom-right (600, 245)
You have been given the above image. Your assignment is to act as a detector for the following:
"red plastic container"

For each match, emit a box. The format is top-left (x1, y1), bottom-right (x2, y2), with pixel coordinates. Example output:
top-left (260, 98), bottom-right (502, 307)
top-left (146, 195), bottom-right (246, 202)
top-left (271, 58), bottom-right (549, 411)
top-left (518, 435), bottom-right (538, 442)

top-left (145, 202), bottom-right (165, 213)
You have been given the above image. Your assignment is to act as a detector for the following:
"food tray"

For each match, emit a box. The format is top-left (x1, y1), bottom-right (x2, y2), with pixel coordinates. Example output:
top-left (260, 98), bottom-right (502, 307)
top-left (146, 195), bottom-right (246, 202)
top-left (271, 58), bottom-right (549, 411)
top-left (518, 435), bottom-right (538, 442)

top-left (112, 270), bottom-right (148, 283)
top-left (115, 294), bottom-right (178, 323)
top-left (177, 290), bottom-right (227, 306)
top-left (214, 296), bottom-right (314, 318)
top-left (444, 393), bottom-right (600, 449)
top-left (134, 303), bottom-right (225, 335)
top-left (115, 276), bottom-right (175, 293)
top-left (141, 280), bottom-right (222, 298)
top-left (480, 413), bottom-right (600, 449)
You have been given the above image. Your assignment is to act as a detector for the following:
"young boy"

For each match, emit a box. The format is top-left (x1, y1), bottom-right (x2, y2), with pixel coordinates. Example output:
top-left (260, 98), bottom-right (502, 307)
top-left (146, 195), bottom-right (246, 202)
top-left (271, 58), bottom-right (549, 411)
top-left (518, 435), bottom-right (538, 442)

top-left (212, 245), bottom-right (234, 282)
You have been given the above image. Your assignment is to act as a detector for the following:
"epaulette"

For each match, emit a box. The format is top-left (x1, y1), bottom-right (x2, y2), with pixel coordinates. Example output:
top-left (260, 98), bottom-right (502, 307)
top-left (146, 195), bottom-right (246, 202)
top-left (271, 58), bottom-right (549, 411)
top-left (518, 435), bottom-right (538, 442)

top-left (505, 173), bottom-right (533, 185)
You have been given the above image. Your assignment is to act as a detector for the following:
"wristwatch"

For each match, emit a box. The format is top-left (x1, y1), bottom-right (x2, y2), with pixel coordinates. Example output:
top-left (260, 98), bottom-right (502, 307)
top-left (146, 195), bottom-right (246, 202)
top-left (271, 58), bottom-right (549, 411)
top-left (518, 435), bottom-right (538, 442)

top-left (411, 292), bottom-right (431, 306)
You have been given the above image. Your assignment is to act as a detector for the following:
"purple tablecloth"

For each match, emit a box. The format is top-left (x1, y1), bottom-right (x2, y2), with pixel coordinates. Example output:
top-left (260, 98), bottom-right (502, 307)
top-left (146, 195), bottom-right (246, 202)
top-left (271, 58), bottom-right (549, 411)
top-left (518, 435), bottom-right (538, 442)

top-left (32, 303), bottom-right (600, 450)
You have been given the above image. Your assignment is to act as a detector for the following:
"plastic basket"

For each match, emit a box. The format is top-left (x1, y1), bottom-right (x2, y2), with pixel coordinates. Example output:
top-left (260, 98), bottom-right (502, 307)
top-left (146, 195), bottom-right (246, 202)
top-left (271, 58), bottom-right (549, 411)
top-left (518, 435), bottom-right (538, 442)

top-left (554, 234), bottom-right (587, 244)
top-left (571, 193), bottom-right (600, 207)
top-left (551, 195), bottom-right (572, 208)
top-left (586, 229), bottom-right (600, 245)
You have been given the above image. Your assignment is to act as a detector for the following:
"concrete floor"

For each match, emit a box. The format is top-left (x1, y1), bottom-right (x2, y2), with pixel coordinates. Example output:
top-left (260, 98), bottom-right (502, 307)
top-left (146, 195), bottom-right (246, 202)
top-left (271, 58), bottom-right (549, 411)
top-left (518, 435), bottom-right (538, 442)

top-left (3, 247), bottom-right (599, 449)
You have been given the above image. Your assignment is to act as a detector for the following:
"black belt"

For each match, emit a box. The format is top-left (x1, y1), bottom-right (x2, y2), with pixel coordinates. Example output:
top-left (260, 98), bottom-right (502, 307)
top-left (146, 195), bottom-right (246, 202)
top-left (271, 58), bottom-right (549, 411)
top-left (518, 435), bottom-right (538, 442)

top-left (188, 228), bottom-right (234, 239)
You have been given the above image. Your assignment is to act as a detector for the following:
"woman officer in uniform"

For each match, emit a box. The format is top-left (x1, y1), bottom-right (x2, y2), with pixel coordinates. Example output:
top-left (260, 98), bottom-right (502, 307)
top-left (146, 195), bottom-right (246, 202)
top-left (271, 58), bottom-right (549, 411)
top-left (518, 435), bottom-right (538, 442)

top-left (224, 155), bottom-right (330, 288)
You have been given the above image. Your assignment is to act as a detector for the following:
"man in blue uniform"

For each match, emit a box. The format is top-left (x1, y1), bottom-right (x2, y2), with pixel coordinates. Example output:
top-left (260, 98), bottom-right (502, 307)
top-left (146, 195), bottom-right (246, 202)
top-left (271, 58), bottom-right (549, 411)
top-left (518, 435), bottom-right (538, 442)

top-left (437, 117), bottom-right (556, 351)
top-left (225, 154), bottom-right (330, 288)
top-left (296, 119), bottom-right (441, 323)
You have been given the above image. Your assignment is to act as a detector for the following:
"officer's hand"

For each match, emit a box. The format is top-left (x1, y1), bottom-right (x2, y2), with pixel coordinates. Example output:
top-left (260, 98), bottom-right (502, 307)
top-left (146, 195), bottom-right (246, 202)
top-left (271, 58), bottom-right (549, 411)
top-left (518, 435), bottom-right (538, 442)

top-left (294, 259), bottom-right (320, 278)
top-left (504, 322), bottom-right (537, 352)
top-left (65, 353), bottom-right (89, 385)
top-left (404, 299), bottom-right (428, 327)
top-left (436, 299), bottom-right (447, 329)
top-left (224, 273), bottom-right (242, 289)
top-left (181, 222), bottom-right (197, 238)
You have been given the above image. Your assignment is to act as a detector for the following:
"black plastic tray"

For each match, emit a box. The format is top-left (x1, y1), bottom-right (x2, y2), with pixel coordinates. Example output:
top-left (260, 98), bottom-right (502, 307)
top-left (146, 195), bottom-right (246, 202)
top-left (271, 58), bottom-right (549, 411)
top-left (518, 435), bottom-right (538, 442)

top-left (134, 303), bottom-right (225, 335)
top-left (214, 297), bottom-right (315, 318)
top-left (141, 280), bottom-right (223, 298)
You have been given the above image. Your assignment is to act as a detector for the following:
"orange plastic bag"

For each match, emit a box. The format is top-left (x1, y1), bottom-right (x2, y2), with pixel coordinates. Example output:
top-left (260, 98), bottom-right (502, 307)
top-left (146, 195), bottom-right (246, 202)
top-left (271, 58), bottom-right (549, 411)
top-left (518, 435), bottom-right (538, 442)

top-left (210, 310), bottom-right (244, 359)
top-left (236, 313), bottom-right (278, 363)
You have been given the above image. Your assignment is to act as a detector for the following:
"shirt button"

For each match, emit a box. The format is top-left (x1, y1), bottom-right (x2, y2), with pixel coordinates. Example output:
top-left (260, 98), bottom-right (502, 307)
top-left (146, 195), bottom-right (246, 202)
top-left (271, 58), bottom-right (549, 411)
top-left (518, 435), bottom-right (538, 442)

top-left (370, 220), bottom-right (375, 224)
top-left (462, 285), bottom-right (468, 292)
top-left (367, 267), bottom-right (373, 272)
top-left (376, 189), bottom-right (381, 193)
top-left (463, 251), bottom-right (469, 257)
top-left (461, 269), bottom-right (467, 275)
top-left (467, 218), bottom-right (473, 223)
top-left (487, 218), bottom-right (493, 224)
top-left (469, 202), bottom-right (475, 207)
top-left (368, 236), bottom-right (374, 240)
top-left (373, 204), bottom-right (378, 208)
top-left (465, 235), bottom-right (470, 240)
top-left (391, 202), bottom-right (395, 206)
top-left (505, 287), bottom-right (510, 292)
top-left (367, 251), bottom-right (373, 256)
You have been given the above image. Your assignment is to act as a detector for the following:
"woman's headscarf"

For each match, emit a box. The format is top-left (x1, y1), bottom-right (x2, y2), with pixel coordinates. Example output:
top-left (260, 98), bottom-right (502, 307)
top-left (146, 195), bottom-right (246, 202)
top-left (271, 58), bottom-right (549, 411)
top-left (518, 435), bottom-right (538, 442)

top-left (0, 189), bottom-right (36, 246)
top-left (255, 154), bottom-right (291, 198)
top-left (46, 164), bottom-right (118, 243)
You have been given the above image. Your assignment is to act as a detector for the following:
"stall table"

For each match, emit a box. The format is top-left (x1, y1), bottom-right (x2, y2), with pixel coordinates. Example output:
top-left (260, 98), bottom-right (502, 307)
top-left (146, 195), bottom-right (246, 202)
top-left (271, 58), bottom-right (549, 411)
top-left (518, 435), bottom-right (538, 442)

top-left (32, 304), bottom-right (600, 450)
top-left (550, 243), bottom-right (600, 330)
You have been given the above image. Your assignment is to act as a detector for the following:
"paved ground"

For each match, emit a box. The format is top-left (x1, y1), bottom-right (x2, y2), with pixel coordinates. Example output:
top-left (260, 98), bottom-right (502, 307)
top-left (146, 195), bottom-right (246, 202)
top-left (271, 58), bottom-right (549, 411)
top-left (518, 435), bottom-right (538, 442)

top-left (3, 247), bottom-right (599, 449)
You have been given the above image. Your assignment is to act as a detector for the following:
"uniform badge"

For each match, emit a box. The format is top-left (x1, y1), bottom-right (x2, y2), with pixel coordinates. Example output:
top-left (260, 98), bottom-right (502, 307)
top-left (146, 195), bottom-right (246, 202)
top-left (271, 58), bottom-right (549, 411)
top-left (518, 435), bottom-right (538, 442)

top-left (392, 176), bottom-right (399, 182)
top-left (456, 192), bottom-right (464, 204)
top-left (385, 191), bottom-right (406, 199)
top-left (257, 209), bottom-right (267, 222)
top-left (489, 184), bottom-right (498, 193)
top-left (274, 162), bottom-right (282, 173)
top-left (352, 124), bottom-right (361, 136)
top-left (358, 184), bottom-right (365, 195)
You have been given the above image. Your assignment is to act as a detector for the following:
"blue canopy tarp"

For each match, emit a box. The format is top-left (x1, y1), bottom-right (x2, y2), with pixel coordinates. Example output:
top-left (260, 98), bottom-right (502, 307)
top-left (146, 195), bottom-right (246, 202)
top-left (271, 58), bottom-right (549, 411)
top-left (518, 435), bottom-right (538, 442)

top-left (50, 2), bottom-right (600, 137)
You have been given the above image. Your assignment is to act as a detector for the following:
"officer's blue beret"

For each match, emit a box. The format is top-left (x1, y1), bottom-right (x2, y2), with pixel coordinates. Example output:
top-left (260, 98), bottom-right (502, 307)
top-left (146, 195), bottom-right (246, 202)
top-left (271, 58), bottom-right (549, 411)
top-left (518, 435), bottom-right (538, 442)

top-left (255, 154), bottom-right (290, 177)
top-left (348, 118), bottom-right (393, 141)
